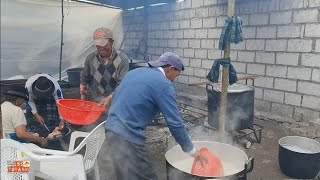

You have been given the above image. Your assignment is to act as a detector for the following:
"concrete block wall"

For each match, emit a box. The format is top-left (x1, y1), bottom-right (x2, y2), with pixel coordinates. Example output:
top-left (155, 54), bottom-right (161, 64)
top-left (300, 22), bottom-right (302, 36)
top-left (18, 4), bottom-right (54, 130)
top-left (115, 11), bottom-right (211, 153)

top-left (121, 0), bottom-right (320, 123)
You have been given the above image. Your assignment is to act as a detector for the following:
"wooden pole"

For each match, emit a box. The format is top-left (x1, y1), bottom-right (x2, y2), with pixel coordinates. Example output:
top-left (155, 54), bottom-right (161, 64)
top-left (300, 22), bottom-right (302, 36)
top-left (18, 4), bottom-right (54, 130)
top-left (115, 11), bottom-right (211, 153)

top-left (219, 0), bottom-right (235, 139)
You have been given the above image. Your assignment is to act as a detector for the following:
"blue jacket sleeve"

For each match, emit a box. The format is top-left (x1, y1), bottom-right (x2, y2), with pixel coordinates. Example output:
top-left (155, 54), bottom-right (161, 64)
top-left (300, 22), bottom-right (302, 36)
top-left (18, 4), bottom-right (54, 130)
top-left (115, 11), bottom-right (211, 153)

top-left (155, 84), bottom-right (194, 152)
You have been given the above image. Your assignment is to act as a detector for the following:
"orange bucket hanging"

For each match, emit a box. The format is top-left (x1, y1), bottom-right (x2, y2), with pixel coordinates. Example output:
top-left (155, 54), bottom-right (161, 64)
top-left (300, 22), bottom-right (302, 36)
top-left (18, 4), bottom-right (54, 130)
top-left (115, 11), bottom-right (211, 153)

top-left (191, 147), bottom-right (224, 177)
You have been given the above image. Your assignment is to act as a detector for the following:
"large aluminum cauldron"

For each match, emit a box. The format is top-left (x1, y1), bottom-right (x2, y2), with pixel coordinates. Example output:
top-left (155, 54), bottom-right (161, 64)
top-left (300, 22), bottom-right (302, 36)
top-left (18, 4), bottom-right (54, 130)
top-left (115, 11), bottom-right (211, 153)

top-left (165, 141), bottom-right (254, 180)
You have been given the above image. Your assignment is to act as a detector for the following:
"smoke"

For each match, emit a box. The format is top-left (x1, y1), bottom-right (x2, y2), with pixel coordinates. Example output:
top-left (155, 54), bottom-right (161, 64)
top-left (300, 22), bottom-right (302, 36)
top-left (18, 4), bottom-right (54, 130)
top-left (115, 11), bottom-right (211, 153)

top-left (208, 83), bottom-right (254, 133)
top-left (57, 137), bottom-right (69, 151)
top-left (165, 87), bottom-right (253, 179)
top-left (187, 125), bottom-right (244, 150)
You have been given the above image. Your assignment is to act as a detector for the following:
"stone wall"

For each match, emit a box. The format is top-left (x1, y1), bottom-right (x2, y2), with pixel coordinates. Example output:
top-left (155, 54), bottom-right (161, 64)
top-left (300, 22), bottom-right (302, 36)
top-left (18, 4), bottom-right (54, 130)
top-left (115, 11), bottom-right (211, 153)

top-left (121, 0), bottom-right (320, 123)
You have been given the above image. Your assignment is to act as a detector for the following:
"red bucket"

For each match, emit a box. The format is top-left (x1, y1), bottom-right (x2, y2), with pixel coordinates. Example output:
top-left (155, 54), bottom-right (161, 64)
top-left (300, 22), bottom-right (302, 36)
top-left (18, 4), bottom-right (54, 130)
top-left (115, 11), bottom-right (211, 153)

top-left (57, 99), bottom-right (106, 125)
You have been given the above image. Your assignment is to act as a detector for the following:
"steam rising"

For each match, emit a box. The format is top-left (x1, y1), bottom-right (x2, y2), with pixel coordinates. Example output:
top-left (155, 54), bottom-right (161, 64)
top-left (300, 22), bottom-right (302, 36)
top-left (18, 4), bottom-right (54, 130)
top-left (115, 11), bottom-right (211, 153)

top-left (164, 93), bottom-right (251, 179)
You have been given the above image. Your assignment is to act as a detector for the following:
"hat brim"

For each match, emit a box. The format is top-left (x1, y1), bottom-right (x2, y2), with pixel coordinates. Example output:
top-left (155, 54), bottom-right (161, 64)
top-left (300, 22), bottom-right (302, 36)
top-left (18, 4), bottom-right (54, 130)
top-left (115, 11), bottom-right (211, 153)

top-left (94, 39), bottom-right (108, 46)
top-left (148, 60), bottom-right (166, 68)
top-left (148, 60), bottom-right (184, 71)
top-left (32, 81), bottom-right (55, 98)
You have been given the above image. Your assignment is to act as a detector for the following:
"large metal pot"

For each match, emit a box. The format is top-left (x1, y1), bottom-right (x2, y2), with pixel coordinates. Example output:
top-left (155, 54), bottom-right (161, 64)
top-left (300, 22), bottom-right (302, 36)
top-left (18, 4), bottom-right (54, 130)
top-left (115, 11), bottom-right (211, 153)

top-left (165, 141), bottom-right (254, 180)
top-left (129, 62), bottom-right (149, 70)
top-left (278, 136), bottom-right (320, 179)
top-left (129, 58), bottom-right (149, 71)
top-left (206, 83), bottom-right (254, 131)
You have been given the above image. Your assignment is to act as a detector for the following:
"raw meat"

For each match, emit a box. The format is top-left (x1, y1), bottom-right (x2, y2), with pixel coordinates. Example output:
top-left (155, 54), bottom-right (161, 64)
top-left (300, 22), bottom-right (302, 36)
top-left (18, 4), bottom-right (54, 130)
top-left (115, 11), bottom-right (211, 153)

top-left (46, 127), bottom-right (62, 140)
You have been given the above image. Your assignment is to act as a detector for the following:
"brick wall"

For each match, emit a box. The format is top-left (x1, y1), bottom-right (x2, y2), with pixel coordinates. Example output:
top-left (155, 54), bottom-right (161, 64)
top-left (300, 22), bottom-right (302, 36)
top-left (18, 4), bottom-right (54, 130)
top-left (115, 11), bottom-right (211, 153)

top-left (121, 0), bottom-right (320, 122)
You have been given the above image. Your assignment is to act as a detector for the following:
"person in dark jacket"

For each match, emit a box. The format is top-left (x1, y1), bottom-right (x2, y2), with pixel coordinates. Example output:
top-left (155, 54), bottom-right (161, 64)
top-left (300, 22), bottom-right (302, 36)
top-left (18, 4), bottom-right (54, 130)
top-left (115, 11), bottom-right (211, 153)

top-left (98, 52), bottom-right (208, 180)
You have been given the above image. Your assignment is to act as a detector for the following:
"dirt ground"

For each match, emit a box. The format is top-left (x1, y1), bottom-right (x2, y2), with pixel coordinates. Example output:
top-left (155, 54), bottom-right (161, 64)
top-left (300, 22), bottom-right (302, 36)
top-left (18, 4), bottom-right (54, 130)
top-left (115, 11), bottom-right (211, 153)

top-left (145, 118), bottom-right (304, 180)
top-left (62, 87), bottom-right (315, 180)
top-left (2, 83), bottom-right (316, 180)
top-left (245, 119), bottom-right (292, 180)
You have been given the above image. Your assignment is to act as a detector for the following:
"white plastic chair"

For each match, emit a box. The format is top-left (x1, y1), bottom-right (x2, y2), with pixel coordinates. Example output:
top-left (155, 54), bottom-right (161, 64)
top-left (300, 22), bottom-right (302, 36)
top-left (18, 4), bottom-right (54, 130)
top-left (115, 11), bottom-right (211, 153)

top-left (32, 120), bottom-right (106, 180)
top-left (1, 139), bottom-right (86, 180)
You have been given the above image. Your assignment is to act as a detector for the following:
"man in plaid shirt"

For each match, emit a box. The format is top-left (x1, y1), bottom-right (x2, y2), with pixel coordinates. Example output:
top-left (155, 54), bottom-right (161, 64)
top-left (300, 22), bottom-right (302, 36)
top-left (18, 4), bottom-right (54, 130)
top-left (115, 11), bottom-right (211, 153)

top-left (80, 27), bottom-right (129, 103)
top-left (25, 73), bottom-right (64, 131)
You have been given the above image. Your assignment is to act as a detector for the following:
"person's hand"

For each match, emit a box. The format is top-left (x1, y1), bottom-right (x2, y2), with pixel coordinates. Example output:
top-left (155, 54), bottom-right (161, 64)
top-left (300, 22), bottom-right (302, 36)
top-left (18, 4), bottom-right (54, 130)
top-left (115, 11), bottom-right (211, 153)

top-left (34, 113), bottom-right (45, 125)
top-left (57, 120), bottom-right (64, 131)
top-left (30, 132), bottom-right (39, 137)
top-left (39, 137), bottom-right (48, 147)
top-left (80, 84), bottom-right (88, 100)
top-left (80, 94), bottom-right (86, 100)
top-left (193, 150), bottom-right (209, 168)
top-left (98, 95), bottom-right (112, 109)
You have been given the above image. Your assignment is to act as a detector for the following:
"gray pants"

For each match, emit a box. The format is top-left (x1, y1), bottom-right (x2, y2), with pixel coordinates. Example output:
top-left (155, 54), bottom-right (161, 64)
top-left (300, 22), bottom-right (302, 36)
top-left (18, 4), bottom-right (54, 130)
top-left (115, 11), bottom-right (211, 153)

top-left (97, 131), bottom-right (158, 180)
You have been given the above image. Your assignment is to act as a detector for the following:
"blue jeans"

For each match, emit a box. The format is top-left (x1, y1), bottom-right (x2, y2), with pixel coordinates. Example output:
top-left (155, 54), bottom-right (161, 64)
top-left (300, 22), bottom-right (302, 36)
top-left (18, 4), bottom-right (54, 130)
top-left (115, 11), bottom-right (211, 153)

top-left (8, 133), bottom-right (29, 143)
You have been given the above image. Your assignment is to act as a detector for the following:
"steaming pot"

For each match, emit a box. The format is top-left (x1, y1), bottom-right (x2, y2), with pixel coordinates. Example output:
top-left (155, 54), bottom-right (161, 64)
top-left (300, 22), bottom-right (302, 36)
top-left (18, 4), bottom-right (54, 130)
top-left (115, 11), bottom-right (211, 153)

top-left (206, 83), bottom-right (254, 131)
top-left (165, 141), bottom-right (254, 180)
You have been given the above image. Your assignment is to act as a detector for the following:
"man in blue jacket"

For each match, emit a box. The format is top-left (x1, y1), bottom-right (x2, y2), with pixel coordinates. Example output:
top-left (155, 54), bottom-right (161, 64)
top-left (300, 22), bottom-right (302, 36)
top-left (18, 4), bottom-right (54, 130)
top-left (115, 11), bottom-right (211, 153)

top-left (99, 52), bottom-right (207, 180)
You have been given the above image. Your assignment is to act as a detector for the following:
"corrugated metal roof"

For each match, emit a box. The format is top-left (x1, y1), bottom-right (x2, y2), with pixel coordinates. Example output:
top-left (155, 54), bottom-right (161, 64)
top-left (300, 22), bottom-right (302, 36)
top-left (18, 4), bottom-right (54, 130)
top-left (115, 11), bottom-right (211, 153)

top-left (75, 0), bottom-right (177, 9)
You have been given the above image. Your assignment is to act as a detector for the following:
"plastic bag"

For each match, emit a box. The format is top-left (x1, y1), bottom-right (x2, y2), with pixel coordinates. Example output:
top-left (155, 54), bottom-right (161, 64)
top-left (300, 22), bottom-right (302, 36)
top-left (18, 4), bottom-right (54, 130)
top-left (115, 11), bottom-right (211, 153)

top-left (191, 147), bottom-right (224, 177)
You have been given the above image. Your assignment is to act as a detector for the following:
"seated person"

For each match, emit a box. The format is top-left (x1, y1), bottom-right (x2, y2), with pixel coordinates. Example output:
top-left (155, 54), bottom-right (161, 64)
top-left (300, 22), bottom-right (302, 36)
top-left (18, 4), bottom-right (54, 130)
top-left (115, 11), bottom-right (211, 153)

top-left (1, 89), bottom-right (47, 147)
top-left (25, 73), bottom-right (64, 132)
